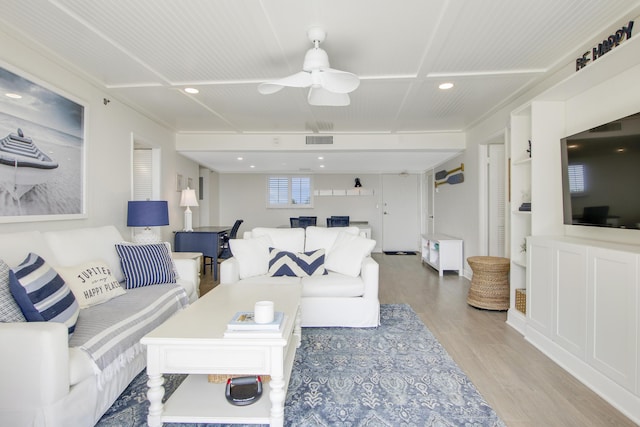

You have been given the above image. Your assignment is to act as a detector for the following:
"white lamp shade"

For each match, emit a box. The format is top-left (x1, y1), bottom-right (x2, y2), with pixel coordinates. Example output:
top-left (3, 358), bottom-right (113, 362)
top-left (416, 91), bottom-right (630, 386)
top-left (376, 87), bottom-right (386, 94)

top-left (180, 188), bottom-right (199, 207)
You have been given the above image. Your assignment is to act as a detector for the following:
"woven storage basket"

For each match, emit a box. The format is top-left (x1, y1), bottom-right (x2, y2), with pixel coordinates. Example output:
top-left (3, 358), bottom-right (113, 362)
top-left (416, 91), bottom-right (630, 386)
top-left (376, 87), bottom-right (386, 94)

top-left (466, 256), bottom-right (510, 310)
top-left (515, 288), bottom-right (526, 314)
top-left (208, 374), bottom-right (271, 383)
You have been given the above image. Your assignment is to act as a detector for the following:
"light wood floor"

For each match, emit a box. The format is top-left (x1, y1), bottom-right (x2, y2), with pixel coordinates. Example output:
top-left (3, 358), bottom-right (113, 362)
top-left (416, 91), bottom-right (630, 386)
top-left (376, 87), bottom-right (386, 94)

top-left (200, 254), bottom-right (637, 427)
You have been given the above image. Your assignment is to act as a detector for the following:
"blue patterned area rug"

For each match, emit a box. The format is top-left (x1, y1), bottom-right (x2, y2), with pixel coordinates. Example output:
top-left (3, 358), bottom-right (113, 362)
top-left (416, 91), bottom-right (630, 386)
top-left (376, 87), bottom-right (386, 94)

top-left (97, 304), bottom-right (505, 427)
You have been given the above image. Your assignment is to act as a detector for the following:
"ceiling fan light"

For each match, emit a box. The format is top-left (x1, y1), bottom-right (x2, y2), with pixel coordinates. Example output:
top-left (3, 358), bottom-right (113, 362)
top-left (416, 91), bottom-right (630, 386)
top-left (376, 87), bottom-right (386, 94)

top-left (303, 47), bottom-right (330, 71)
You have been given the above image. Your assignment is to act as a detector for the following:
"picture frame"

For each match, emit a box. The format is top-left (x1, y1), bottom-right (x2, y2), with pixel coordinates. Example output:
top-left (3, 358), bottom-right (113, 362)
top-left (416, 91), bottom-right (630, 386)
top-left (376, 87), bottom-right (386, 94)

top-left (187, 177), bottom-right (193, 189)
top-left (176, 174), bottom-right (183, 192)
top-left (0, 63), bottom-right (87, 223)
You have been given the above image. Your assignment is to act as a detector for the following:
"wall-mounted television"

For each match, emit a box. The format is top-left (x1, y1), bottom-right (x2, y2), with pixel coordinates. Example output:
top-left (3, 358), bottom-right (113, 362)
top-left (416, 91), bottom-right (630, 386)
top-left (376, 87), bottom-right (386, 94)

top-left (561, 112), bottom-right (640, 229)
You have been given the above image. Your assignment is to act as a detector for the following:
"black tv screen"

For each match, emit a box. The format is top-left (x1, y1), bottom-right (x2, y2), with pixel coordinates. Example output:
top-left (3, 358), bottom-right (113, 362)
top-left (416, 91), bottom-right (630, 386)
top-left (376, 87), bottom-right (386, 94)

top-left (561, 112), bottom-right (640, 229)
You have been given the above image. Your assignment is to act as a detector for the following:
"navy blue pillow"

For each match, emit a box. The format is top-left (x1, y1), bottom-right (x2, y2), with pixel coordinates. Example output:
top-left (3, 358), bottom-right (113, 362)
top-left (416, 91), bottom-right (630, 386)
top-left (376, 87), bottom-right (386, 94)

top-left (115, 243), bottom-right (176, 289)
top-left (9, 253), bottom-right (79, 335)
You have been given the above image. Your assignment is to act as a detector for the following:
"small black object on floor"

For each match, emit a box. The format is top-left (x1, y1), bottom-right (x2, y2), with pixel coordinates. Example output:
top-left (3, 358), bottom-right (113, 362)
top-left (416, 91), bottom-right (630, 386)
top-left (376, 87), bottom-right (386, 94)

top-left (383, 251), bottom-right (417, 255)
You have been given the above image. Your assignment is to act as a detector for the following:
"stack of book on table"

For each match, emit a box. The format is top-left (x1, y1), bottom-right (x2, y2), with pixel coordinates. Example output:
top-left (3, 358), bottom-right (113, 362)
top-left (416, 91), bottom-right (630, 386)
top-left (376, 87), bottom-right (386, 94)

top-left (224, 311), bottom-right (286, 338)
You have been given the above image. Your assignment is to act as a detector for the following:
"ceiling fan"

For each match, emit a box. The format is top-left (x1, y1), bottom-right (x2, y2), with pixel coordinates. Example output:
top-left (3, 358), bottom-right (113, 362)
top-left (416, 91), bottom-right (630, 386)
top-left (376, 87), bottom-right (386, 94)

top-left (258, 27), bottom-right (360, 106)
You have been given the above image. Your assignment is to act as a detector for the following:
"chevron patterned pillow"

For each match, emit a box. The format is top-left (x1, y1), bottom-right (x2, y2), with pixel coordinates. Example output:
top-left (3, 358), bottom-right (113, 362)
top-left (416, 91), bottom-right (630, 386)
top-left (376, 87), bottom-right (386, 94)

top-left (268, 248), bottom-right (327, 277)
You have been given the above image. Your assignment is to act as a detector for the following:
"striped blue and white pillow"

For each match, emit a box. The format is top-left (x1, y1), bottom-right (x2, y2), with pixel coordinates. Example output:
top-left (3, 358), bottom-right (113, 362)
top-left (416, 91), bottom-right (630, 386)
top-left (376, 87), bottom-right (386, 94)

top-left (9, 253), bottom-right (79, 335)
top-left (115, 243), bottom-right (176, 289)
top-left (268, 248), bottom-right (327, 277)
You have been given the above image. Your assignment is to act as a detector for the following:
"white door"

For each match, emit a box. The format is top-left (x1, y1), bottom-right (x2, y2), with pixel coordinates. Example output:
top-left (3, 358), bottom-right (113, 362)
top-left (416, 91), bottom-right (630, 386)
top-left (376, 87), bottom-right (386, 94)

top-left (382, 174), bottom-right (419, 252)
top-left (488, 144), bottom-right (506, 256)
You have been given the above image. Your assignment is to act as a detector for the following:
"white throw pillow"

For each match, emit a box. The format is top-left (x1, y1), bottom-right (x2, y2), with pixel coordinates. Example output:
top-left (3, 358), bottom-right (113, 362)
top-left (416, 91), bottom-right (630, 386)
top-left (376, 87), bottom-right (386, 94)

top-left (56, 260), bottom-right (126, 309)
top-left (325, 232), bottom-right (376, 277)
top-left (229, 235), bottom-right (273, 279)
top-left (250, 228), bottom-right (305, 253)
top-left (304, 226), bottom-right (360, 255)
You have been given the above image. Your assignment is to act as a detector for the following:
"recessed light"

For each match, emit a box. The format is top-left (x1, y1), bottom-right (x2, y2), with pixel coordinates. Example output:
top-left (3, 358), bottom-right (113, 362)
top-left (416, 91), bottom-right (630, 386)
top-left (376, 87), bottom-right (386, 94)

top-left (616, 148), bottom-right (625, 153)
top-left (237, 157), bottom-right (243, 161)
top-left (5, 93), bottom-right (22, 99)
top-left (250, 165), bottom-right (255, 168)
top-left (184, 87), bottom-right (199, 94)
top-left (319, 165), bottom-right (325, 168)
top-left (439, 82), bottom-right (454, 90)
top-left (318, 156), bottom-right (324, 160)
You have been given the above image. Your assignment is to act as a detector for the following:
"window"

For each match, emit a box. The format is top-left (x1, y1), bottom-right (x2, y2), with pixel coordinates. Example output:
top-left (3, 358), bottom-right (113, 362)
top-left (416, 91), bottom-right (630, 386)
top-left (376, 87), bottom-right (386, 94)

top-left (267, 176), bottom-right (312, 208)
top-left (568, 164), bottom-right (585, 193)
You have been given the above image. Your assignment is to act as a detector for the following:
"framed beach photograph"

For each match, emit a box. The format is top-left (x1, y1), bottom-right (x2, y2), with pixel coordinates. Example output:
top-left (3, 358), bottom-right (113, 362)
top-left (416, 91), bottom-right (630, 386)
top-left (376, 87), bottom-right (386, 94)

top-left (0, 63), bottom-right (86, 222)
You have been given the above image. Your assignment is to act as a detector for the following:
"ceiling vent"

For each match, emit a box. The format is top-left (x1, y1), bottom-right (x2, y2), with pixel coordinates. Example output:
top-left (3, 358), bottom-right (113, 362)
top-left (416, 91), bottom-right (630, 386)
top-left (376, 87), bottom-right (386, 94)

top-left (306, 135), bottom-right (333, 145)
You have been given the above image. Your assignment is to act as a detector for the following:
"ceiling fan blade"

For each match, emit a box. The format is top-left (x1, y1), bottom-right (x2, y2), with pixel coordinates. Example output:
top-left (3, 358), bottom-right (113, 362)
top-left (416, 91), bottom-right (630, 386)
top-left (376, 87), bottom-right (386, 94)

top-left (320, 69), bottom-right (360, 94)
top-left (258, 71), bottom-right (312, 94)
top-left (308, 87), bottom-right (350, 106)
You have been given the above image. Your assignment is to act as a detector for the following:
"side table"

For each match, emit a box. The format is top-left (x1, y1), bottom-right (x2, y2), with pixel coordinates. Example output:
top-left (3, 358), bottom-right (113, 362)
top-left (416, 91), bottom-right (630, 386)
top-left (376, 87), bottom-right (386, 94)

top-left (172, 251), bottom-right (203, 296)
top-left (466, 256), bottom-right (510, 310)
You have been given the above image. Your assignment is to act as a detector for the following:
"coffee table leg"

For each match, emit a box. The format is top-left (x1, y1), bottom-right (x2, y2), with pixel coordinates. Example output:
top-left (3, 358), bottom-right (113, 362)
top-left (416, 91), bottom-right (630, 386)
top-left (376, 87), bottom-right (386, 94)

top-left (269, 373), bottom-right (285, 427)
top-left (146, 373), bottom-right (165, 427)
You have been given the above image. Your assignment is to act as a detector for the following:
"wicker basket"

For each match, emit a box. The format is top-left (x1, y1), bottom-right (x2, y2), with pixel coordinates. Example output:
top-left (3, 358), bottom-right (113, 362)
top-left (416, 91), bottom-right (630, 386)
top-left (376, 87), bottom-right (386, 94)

top-left (208, 374), bottom-right (270, 383)
top-left (466, 256), bottom-right (510, 310)
top-left (515, 288), bottom-right (526, 314)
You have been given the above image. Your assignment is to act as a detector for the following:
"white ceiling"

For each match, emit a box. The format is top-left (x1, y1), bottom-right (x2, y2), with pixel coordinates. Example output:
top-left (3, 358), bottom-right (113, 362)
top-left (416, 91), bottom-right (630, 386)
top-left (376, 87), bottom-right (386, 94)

top-left (1, 0), bottom-right (639, 173)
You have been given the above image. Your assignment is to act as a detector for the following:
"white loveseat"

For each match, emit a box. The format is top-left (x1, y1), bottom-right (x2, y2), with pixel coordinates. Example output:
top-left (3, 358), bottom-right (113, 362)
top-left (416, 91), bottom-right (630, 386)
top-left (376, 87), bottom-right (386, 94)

top-left (0, 225), bottom-right (199, 427)
top-left (220, 226), bottom-right (379, 328)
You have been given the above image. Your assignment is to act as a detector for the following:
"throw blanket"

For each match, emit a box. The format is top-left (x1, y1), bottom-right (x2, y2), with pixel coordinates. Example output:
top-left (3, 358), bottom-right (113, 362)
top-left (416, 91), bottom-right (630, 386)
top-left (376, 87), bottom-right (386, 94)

top-left (69, 283), bottom-right (188, 388)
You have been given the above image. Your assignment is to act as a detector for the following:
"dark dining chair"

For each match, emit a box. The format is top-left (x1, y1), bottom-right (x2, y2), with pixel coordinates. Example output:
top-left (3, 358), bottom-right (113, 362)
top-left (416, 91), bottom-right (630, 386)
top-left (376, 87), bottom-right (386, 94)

top-left (203, 219), bottom-right (243, 277)
top-left (290, 217), bottom-right (300, 228)
top-left (218, 219), bottom-right (244, 260)
top-left (327, 216), bottom-right (350, 227)
top-left (298, 216), bottom-right (317, 228)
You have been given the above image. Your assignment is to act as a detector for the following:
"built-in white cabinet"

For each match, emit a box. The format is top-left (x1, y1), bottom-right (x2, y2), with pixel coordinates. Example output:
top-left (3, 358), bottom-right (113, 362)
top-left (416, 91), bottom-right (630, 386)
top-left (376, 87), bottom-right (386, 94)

top-left (586, 246), bottom-right (638, 392)
top-left (504, 30), bottom-right (640, 424)
top-left (553, 242), bottom-right (587, 359)
top-left (527, 237), bottom-right (587, 358)
top-left (507, 101), bottom-right (565, 334)
top-left (508, 107), bottom-right (532, 331)
top-left (421, 234), bottom-right (463, 276)
top-left (526, 237), bottom-right (553, 337)
top-left (526, 236), bottom-right (640, 421)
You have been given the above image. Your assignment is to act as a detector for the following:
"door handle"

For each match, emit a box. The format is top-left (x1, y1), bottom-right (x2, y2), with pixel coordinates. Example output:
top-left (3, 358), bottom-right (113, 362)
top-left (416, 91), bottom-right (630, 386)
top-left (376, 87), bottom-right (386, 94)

top-left (384, 211), bottom-right (388, 215)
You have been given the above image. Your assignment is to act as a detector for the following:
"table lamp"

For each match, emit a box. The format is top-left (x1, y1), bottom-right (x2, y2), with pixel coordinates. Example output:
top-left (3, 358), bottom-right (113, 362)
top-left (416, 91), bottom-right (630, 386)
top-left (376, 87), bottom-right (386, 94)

top-left (127, 200), bottom-right (169, 243)
top-left (180, 187), bottom-right (199, 232)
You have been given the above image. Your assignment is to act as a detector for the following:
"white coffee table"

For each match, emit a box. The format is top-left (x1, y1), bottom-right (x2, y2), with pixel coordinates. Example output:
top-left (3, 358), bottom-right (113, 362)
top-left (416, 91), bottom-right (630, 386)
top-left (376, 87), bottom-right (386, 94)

top-left (141, 282), bottom-right (302, 427)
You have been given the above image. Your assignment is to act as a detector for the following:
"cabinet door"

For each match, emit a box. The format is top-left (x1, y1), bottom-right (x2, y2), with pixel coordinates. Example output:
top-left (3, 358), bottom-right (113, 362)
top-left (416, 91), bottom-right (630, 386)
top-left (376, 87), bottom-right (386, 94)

top-left (439, 240), bottom-right (462, 272)
top-left (553, 242), bottom-right (587, 358)
top-left (527, 238), bottom-right (554, 337)
top-left (586, 247), bottom-right (638, 392)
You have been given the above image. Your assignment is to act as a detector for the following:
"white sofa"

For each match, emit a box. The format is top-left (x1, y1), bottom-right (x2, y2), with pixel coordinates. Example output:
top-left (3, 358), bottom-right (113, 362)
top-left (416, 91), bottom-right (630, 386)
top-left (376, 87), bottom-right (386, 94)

top-left (0, 225), bottom-right (199, 427)
top-left (220, 226), bottom-right (380, 328)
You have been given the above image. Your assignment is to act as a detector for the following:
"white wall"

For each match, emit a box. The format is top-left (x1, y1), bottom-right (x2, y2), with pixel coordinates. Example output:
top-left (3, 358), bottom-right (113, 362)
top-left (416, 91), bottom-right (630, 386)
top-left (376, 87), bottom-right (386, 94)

top-left (218, 173), bottom-right (383, 251)
top-left (208, 170), bottom-right (220, 226)
top-left (0, 29), bottom-right (200, 242)
top-left (432, 152), bottom-right (478, 276)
